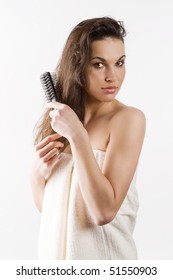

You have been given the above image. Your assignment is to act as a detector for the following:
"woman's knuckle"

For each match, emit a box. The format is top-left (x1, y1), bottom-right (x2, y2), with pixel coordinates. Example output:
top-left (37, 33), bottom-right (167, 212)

top-left (47, 135), bottom-right (52, 142)
top-left (43, 159), bottom-right (49, 166)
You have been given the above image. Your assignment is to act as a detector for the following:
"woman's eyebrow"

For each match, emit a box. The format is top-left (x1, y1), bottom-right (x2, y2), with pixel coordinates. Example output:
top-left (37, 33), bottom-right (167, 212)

top-left (117, 55), bottom-right (126, 61)
top-left (91, 55), bottom-right (126, 62)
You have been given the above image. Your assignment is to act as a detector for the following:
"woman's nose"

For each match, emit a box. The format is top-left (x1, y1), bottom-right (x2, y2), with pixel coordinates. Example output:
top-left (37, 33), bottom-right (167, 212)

top-left (105, 67), bottom-right (117, 83)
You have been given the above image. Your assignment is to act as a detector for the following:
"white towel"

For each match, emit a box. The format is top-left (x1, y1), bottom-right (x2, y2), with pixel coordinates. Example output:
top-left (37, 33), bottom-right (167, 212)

top-left (38, 149), bottom-right (139, 259)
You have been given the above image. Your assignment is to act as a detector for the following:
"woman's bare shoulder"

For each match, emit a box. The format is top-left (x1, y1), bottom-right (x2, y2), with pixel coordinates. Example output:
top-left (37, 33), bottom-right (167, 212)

top-left (109, 100), bottom-right (146, 135)
top-left (111, 100), bottom-right (146, 123)
top-left (106, 101), bottom-right (146, 158)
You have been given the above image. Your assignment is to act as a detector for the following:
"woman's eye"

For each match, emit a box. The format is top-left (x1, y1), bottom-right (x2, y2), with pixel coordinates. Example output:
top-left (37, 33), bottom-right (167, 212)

top-left (116, 60), bottom-right (125, 67)
top-left (94, 62), bottom-right (104, 68)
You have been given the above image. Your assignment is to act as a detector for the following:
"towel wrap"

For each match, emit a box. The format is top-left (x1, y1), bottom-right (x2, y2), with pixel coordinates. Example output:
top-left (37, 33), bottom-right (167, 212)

top-left (38, 149), bottom-right (139, 259)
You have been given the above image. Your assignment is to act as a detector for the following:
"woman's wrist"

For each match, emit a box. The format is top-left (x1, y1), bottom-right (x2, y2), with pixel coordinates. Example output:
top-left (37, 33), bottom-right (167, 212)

top-left (68, 123), bottom-right (88, 145)
top-left (68, 126), bottom-right (91, 156)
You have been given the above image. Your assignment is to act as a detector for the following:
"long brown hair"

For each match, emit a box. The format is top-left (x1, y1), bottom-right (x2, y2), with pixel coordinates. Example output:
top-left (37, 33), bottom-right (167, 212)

top-left (34, 17), bottom-right (126, 149)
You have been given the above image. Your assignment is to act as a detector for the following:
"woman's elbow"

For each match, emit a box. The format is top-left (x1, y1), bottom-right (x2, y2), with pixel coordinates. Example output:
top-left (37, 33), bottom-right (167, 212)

top-left (93, 210), bottom-right (117, 226)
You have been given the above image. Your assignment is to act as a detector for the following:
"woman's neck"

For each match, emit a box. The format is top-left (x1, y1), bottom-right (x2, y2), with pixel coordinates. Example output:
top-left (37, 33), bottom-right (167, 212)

top-left (84, 99), bottom-right (115, 126)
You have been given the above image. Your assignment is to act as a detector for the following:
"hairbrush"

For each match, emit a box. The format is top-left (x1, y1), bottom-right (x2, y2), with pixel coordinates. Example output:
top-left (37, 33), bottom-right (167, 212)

top-left (40, 71), bottom-right (58, 103)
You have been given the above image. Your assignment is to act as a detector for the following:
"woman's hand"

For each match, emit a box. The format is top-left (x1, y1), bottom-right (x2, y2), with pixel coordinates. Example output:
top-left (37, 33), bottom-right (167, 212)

top-left (29, 133), bottom-right (64, 212)
top-left (46, 102), bottom-right (83, 141)
top-left (30, 133), bottom-right (64, 182)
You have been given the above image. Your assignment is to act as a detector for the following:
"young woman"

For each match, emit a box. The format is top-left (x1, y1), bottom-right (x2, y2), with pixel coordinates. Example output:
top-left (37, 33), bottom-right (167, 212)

top-left (30, 17), bottom-right (146, 259)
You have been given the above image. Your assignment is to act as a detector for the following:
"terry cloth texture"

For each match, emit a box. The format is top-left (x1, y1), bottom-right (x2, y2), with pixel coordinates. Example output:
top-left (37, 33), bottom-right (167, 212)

top-left (38, 149), bottom-right (139, 259)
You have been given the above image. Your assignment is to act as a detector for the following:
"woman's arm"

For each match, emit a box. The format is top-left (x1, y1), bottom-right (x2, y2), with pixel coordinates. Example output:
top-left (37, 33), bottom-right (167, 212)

top-left (29, 133), bottom-right (64, 212)
top-left (48, 103), bottom-right (146, 225)
top-left (69, 108), bottom-right (145, 225)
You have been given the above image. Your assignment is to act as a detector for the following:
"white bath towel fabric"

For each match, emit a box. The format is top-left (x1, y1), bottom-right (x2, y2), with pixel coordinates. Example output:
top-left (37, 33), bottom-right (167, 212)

top-left (38, 149), bottom-right (139, 259)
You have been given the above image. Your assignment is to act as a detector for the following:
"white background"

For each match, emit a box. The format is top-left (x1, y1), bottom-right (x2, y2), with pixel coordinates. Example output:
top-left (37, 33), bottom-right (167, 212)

top-left (0, 0), bottom-right (173, 260)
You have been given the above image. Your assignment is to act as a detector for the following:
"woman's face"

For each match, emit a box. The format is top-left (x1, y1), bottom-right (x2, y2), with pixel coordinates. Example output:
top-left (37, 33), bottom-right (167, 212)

top-left (86, 37), bottom-right (126, 102)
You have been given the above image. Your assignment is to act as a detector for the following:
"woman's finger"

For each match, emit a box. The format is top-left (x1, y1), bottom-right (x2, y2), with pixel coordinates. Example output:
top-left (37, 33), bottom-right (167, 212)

top-left (35, 133), bottom-right (62, 150)
top-left (45, 101), bottom-right (63, 110)
top-left (38, 141), bottom-right (64, 158)
top-left (42, 147), bottom-right (60, 162)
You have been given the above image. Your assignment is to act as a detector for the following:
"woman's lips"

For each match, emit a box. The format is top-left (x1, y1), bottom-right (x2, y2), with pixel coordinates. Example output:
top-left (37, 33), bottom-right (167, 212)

top-left (101, 87), bottom-right (118, 93)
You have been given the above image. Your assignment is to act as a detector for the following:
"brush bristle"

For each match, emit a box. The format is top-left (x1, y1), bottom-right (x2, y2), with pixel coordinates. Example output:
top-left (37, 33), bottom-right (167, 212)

top-left (40, 72), bottom-right (57, 103)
